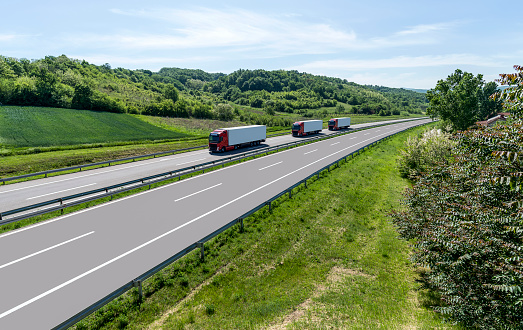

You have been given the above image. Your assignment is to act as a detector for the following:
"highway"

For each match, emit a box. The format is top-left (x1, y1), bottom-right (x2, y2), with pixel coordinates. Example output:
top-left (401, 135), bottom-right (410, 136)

top-left (0, 118), bottom-right (423, 213)
top-left (0, 118), bottom-right (431, 329)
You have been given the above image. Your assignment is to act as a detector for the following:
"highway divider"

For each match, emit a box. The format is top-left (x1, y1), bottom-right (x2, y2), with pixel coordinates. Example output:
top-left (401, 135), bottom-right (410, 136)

top-left (0, 132), bottom-right (291, 185)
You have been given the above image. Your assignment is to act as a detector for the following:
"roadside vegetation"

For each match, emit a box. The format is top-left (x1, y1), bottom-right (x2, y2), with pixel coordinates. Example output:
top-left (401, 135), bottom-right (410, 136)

top-left (392, 65), bottom-right (523, 328)
top-left (65, 122), bottom-right (457, 330)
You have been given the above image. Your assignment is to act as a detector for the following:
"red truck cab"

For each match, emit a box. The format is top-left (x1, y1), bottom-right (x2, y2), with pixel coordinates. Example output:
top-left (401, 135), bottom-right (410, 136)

top-left (328, 119), bottom-right (338, 130)
top-left (209, 129), bottom-right (231, 152)
top-left (292, 122), bottom-right (304, 136)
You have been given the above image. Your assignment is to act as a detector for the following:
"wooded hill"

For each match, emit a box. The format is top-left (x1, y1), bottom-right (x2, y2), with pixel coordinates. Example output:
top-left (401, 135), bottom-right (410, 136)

top-left (0, 55), bottom-right (427, 125)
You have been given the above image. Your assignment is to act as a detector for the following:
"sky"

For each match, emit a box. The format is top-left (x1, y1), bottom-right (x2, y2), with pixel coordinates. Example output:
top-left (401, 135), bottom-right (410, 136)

top-left (1, 0), bottom-right (521, 89)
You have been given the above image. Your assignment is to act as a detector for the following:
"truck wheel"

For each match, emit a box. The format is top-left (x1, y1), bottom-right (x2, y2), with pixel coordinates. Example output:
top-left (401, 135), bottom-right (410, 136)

top-left (221, 147), bottom-right (225, 152)
top-left (234, 145), bottom-right (238, 150)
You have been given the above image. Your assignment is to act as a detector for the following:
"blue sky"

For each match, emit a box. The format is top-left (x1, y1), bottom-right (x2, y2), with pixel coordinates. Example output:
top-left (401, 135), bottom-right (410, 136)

top-left (1, 0), bottom-right (521, 89)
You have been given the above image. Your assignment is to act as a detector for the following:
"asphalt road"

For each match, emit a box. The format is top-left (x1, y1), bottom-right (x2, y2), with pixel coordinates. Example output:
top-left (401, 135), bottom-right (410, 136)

top-left (0, 118), bottom-right (431, 329)
top-left (0, 118), bottom-right (424, 213)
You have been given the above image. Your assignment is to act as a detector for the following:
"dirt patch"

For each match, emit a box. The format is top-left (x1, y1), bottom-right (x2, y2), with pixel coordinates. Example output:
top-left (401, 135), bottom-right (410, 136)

top-left (146, 262), bottom-right (233, 330)
top-left (265, 265), bottom-right (372, 329)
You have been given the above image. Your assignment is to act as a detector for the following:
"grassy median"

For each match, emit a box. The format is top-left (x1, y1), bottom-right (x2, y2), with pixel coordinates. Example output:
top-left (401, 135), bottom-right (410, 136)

top-left (70, 121), bottom-right (458, 329)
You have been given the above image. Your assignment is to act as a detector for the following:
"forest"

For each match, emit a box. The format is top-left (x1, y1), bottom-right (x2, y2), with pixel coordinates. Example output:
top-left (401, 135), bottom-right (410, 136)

top-left (0, 55), bottom-right (427, 126)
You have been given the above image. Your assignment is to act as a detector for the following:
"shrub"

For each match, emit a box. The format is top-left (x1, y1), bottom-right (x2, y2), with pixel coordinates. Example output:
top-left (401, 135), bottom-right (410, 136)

top-left (396, 128), bottom-right (455, 179)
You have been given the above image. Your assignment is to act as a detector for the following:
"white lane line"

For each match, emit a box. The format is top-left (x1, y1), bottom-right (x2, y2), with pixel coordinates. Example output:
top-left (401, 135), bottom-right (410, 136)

top-left (0, 153), bottom-right (211, 194)
top-left (176, 158), bottom-right (207, 166)
top-left (259, 162), bottom-right (283, 171)
top-left (26, 183), bottom-right (98, 200)
top-left (304, 149), bottom-right (317, 155)
top-left (0, 232), bottom-right (94, 270)
top-left (364, 133), bottom-right (370, 135)
top-left (0, 122), bottom-right (429, 319)
top-left (174, 183), bottom-right (222, 202)
top-left (330, 142), bottom-right (340, 146)
top-left (350, 137), bottom-right (357, 139)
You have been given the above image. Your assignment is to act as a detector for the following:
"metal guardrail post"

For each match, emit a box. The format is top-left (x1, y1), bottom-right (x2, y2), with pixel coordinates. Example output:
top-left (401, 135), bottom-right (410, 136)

top-left (238, 218), bottom-right (244, 233)
top-left (197, 242), bottom-right (205, 262)
top-left (133, 280), bottom-right (142, 302)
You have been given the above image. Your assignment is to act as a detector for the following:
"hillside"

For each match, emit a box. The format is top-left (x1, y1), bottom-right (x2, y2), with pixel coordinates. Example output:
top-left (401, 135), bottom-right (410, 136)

top-left (0, 55), bottom-right (427, 126)
top-left (0, 106), bottom-right (189, 149)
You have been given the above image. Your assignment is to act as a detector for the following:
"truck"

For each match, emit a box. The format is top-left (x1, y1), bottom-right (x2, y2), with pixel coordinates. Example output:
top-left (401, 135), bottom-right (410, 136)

top-left (208, 125), bottom-right (266, 152)
top-left (291, 120), bottom-right (323, 137)
top-left (328, 117), bottom-right (351, 130)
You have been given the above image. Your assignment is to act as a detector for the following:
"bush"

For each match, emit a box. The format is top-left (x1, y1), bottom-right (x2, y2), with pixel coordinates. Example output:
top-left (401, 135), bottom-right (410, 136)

top-left (391, 66), bottom-right (523, 328)
top-left (396, 128), bottom-right (455, 179)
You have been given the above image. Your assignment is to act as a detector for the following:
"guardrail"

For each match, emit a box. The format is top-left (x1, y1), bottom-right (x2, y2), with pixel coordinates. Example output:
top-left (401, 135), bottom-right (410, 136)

top-left (0, 119), bottom-right (428, 225)
top-left (51, 119), bottom-right (430, 330)
top-left (0, 132), bottom-right (290, 185)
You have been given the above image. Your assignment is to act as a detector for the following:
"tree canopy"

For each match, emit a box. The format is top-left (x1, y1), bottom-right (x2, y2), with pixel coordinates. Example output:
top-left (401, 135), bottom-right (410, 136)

top-left (426, 69), bottom-right (502, 131)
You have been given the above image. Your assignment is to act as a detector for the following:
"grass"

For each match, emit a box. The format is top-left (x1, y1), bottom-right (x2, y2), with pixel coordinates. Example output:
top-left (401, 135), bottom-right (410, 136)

top-left (0, 106), bottom-right (191, 150)
top-left (69, 122), bottom-right (457, 329)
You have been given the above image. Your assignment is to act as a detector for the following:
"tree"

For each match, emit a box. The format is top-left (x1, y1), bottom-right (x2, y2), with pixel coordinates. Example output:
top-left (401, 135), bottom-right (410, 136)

top-left (426, 69), bottom-right (485, 131)
top-left (214, 103), bottom-right (234, 121)
top-left (478, 81), bottom-right (503, 121)
top-left (163, 84), bottom-right (179, 103)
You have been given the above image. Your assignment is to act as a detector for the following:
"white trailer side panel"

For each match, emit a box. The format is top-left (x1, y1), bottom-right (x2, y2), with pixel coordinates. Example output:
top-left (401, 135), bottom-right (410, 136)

top-left (337, 117), bottom-right (351, 127)
top-left (225, 125), bottom-right (266, 146)
top-left (302, 120), bottom-right (323, 133)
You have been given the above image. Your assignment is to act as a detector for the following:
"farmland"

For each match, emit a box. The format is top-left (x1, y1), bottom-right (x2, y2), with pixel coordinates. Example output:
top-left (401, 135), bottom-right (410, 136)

top-left (0, 106), bottom-right (191, 149)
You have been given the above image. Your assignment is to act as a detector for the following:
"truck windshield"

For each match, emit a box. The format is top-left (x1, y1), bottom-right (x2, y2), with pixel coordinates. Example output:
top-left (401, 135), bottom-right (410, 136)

top-left (328, 120), bottom-right (335, 126)
top-left (292, 124), bottom-right (301, 131)
top-left (209, 134), bottom-right (220, 143)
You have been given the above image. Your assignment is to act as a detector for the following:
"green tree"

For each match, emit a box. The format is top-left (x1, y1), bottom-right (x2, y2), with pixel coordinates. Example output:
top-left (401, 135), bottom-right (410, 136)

top-left (72, 83), bottom-right (93, 110)
top-left (426, 69), bottom-right (485, 131)
top-left (478, 81), bottom-right (503, 121)
top-left (163, 84), bottom-right (179, 103)
top-left (214, 103), bottom-right (234, 121)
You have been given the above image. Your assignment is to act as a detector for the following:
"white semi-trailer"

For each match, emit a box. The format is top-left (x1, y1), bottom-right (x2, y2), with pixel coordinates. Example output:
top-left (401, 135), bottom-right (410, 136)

top-left (291, 120), bottom-right (323, 136)
top-left (328, 117), bottom-right (351, 130)
top-left (209, 125), bottom-right (266, 152)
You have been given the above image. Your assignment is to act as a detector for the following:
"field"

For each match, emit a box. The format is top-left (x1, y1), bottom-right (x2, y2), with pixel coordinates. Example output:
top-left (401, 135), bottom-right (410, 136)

top-left (0, 106), bottom-right (190, 149)
top-left (72, 123), bottom-right (458, 329)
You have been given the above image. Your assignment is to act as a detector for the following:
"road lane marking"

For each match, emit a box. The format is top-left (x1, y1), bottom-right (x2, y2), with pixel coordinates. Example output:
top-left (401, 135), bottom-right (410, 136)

top-left (364, 133), bottom-right (370, 135)
top-left (0, 153), bottom-right (210, 194)
top-left (259, 162), bottom-right (283, 171)
top-left (174, 183), bottom-right (222, 202)
top-left (330, 142), bottom-right (340, 146)
top-left (0, 232), bottom-right (94, 270)
top-left (26, 183), bottom-right (98, 200)
top-left (304, 149), bottom-right (317, 155)
top-left (175, 158), bottom-right (207, 166)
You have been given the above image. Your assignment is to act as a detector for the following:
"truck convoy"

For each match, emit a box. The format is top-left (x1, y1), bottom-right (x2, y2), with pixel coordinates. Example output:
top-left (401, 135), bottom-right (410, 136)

top-left (291, 120), bottom-right (323, 137)
top-left (209, 125), bottom-right (266, 152)
top-left (328, 117), bottom-right (351, 130)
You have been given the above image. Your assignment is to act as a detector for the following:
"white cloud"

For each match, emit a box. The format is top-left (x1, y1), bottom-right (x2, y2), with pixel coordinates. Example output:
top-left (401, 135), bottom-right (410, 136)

top-left (292, 54), bottom-right (503, 72)
top-left (70, 54), bottom-right (219, 69)
top-left (0, 34), bottom-right (19, 42)
top-left (74, 7), bottom-right (357, 55)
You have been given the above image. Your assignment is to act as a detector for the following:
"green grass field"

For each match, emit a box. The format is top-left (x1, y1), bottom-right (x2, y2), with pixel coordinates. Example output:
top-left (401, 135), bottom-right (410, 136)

top-left (70, 122), bottom-right (457, 330)
top-left (0, 106), bottom-right (190, 148)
